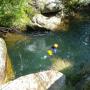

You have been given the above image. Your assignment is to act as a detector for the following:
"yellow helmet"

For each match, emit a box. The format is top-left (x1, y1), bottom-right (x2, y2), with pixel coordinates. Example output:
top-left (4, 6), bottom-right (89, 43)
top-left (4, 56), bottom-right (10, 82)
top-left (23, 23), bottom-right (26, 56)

top-left (53, 43), bottom-right (59, 48)
top-left (47, 50), bottom-right (53, 56)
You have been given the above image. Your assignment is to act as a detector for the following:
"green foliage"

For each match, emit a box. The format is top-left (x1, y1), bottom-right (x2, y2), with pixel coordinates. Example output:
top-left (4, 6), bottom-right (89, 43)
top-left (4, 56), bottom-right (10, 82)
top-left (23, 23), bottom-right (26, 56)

top-left (0, 0), bottom-right (31, 29)
top-left (25, 6), bottom-right (36, 20)
top-left (64, 0), bottom-right (80, 12)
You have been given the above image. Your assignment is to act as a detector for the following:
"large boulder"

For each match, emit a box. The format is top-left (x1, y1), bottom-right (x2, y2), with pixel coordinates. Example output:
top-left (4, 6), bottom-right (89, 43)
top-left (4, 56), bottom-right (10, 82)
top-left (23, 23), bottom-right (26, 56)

top-left (0, 38), bottom-right (7, 84)
top-left (0, 70), bottom-right (65, 90)
top-left (32, 14), bottom-right (62, 31)
top-left (28, 0), bottom-right (65, 31)
top-left (28, 0), bottom-right (90, 31)
top-left (33, 0), bottom-right (63, 13)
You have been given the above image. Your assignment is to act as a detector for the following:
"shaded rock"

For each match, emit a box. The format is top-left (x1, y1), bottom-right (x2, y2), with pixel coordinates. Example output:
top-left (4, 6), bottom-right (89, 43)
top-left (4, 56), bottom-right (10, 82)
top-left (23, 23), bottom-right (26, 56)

top-left (0, 38), bottom-right (7, 84)
top-left (33, 0), bottom-right (64, 13)
top-left (32, 14), bottom-right (62, 31)
top-left (0, 70), bottom-right (65, 90)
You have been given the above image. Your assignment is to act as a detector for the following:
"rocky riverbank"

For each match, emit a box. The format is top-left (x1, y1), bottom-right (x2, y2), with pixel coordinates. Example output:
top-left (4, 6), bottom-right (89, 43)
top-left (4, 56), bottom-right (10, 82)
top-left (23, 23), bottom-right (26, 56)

top-left (0, 0), bottom-right (90, 31)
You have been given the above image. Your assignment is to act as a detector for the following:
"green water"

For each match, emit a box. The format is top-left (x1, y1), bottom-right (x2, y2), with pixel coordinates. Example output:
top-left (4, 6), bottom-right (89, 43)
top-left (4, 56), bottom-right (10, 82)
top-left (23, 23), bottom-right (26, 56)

top-left (7, 20), bottom-right (90, 84)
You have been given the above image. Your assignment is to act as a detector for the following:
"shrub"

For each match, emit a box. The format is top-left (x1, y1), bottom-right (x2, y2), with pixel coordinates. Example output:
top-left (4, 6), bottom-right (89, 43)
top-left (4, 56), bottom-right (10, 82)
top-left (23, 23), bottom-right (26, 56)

top-left (0, 0), bottom-right (30, 29)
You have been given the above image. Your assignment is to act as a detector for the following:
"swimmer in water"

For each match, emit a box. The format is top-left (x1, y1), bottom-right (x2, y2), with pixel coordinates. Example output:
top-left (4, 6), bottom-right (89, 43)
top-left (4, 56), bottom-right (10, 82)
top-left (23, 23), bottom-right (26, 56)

top-left (47, 43), bottom-right (59, 56)
top-left (43, 43), bottom-right (59, 59)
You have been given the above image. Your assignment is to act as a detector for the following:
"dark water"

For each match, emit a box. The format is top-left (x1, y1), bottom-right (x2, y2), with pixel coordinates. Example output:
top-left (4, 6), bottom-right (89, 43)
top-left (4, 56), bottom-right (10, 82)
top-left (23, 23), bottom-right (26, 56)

top-left (8, 20), bottom-right (90, 80)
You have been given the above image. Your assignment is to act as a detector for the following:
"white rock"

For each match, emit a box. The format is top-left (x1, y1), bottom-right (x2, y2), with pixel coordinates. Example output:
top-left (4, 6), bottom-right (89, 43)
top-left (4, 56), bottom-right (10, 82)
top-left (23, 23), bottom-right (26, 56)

top-left (0, 38), bottom-right (7, 84)
top-left (0, 70), bottom-right (65, 90)
top-left (34, 0), bottom-right (63, 13)
top-left (32, 14), bottom-right (61, 31)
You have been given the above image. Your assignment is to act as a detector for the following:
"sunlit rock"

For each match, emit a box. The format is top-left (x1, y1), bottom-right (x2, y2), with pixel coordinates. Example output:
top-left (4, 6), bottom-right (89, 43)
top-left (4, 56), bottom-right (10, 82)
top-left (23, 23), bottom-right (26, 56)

top-left (28, 0), bottom-right (65, 31)
top-left (0, 70), bottom-right (65, 90)
top-left (33, 0), bottom-right (63, 13)
top-left (32, 14), bottom-right (62, 31)
top-left (0, 38), bottom-right (7, 84)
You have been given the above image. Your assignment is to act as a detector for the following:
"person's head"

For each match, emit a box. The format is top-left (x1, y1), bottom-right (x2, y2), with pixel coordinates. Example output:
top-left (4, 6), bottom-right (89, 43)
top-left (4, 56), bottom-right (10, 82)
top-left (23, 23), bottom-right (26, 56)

top-left (53, 43), bottom-right (59, 48)
top-left (47, 50), bottom-right (53, 56)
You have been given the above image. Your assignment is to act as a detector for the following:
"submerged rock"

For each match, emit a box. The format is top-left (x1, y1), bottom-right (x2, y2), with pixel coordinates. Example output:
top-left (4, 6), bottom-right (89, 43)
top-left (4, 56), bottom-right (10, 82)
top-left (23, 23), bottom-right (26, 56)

top-left (0, 38), bottom-right (7, 84)
top-left (0, 70), bottom-right (65, 90)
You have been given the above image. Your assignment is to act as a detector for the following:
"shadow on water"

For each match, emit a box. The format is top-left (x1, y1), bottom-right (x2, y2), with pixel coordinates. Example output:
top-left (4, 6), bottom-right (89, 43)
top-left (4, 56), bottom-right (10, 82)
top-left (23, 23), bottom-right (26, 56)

top-left (7, 19), bottom-right (90, 85)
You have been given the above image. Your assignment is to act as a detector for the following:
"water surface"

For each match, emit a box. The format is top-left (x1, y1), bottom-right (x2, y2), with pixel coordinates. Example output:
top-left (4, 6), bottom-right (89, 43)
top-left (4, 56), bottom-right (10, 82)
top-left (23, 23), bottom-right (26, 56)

top-left (7, 20), bottom-right (90, 81)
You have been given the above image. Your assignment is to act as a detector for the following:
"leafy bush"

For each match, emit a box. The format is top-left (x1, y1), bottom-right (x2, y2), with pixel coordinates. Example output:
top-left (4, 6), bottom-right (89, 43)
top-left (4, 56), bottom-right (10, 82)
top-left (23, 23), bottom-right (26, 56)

top-left (0, 0), bottom-right (30, 29)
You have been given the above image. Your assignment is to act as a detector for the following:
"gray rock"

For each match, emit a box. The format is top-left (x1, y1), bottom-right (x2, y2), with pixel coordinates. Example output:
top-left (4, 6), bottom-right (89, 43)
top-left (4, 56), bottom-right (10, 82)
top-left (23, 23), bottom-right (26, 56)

top-left (32, 14), bottom-right (62, 31)
top-left (34, 0), bottom-right (64, 13)
top-left (28, 0), bottom-right (65, 31)
top-left (0, 38), bottom-right (7, 84)
top-left (0, 70), bottom-right (65, 90)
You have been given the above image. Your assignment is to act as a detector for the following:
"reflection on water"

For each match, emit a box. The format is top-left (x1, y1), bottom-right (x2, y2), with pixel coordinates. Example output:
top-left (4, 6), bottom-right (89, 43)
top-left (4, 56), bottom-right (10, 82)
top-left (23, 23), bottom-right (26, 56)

top-left (7, 20), bottom-right (90, 79)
